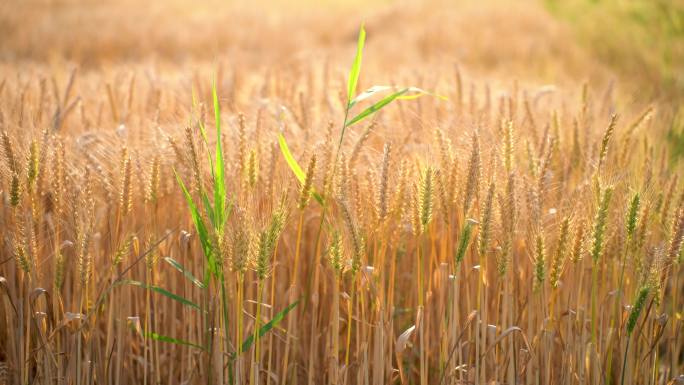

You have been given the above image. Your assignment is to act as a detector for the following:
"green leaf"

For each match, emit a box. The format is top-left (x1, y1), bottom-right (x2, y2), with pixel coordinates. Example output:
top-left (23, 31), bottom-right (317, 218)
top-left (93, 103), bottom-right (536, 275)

top-left (350, 85), bottom-right (447, 108)
top-left (347, 24), bottom-right (366, 104)
top-left (240, 300), bottom-right (299, 353)
top-left (174, 169), bottom-right (218, 276)
top-left (212, 81), bottom-right (226, 230)
top-left (345, 88), bottom-right (409, 127)
top-left (122, 280), bottom-right (201, 310)
top-left (201, 190), bottom-right (216, 229)
top-left (396, 86), bottom-right (448, 101)
top-left (145, 332), bottom-right (205, 350)
top-left (277, 133), bottom-right (324, 205)
top-left (163, 257), bottom-right (205, 289)
top-left (277, 132), bottom-right (306, 184)
top-left (350, 85), bottom-right (392, 107)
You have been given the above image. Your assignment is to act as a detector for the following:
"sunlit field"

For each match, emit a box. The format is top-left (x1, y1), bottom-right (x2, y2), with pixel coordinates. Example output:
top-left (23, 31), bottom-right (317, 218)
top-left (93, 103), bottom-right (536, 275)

top-left (1, 0), bottom-right (683, 384)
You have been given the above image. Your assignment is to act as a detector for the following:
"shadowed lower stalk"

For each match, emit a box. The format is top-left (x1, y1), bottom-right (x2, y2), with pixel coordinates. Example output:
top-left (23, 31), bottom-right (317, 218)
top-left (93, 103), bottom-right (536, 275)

top-left (621, 285), bottom-right (650, 385)
top-left (417, 166), bottom-right (433, 385)
top-left (282, 211), bottom-right (305, 384)
top-left (607, 192), bottom-right (640, 385)
top-left (331, 274), bottom-right (341, 385)
top-left (344, 274), bottom-right (357, 385)
top-left (267, 241), bottom-right (281, 385)
top-left (418, 233), bottom-right (427, 385)
top-left (591, 186), bottom-right (613, 349)
top-left (328, 230), bottom-right (343, 385)
top-left (236, 271), bottom-right (245, 385)
top-left (251, 279), bottom-right (264, 385)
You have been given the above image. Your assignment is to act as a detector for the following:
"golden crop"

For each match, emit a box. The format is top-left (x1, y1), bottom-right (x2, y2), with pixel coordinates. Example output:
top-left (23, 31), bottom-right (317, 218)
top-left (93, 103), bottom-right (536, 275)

top-left (0, 1), bottom-right (682, 384)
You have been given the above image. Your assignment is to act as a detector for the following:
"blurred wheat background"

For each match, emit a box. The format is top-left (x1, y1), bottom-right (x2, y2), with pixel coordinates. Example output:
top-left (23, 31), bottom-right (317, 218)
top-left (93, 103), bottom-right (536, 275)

top-left (0, 0), bottom-right (683, 384)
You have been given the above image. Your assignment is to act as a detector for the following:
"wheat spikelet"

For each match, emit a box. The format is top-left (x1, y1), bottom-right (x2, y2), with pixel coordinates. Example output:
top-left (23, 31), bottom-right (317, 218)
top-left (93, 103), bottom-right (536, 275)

top-left (377, 142), bottom-right (391, 222)
top-left (119, 147), bottom-right (133, 217)
top-left (647, 252), bottom-right (665, 305)
top-left (626, 285), bottom-right (650, 334)
top-left (77, 228), bottom-right (91, 287)
top-left (626, 105), bottom-right (653, 137)
top-left (9, 172), bottom-right (20, 207)
top-left (147, 154), bottom-right (160, 204)
top-left (537, 136), bottom-right (556, 209)
top-left (113, 235), bottom-right (132, 266)
top-left (166, 133), bottom-right (186, 167)
top-left (435, 128), bottom-right (452, 170)
top-left (660, 177), bottom-right (677, 225)
top-left (320, 121), bottom-right (335, 197)
top-left (597, 114), bottom-right (618, 170)
top-left (419, 166), bottom-right (434, 229)
top-left (328, 229), bottom-right (344, 275)
top-left (590, 186), bottom-right (613, 263)
top-left (298, 153), bottom-right (316, 210)
top-left (533, 231), bottom-right (546, 292)
top-left (349, 121), bottom-right (375, 169)
top-left (54, 251), bottom-right (65, 290)
top-left (570, 219), bottom-right (586, 263)
top-left (145, 235), bottom-right (160, 269)
top-left (411, 182), bottom-right (422, 236)
top-left (230, 216), bottom-right (251, 274)
top-left (1, 130), bottom-right (17, 172)
top-left (253, 229), bottom-right (271, 280)
top-left (498, 173), bottom-right (516, 275)
top-left (667, 209), bottom-right (684, 263)
top-left (390, 159), bottom-right (410, 221)
top-left (33, 129), bottom-right (49, 196)
top-left (26, 139), bottom-right (39, 190)
top-left (478, 181), bottom-right (495, 258)
top-left (184, 126), bottom-right (202, 195)
top-left (254, 203), bottom-right (286, 280)
top-left (463, 133), bottom-right (481, 214)
top-left (436, 169), bottom-right (450, 224)
top-left (339, 196), bottom-right (362, 274)
top-left (524, 93), bottom-right (539, 146)
top-left (335, 152), bottom-right (349, 200)
top-left (247, 148), bottom-right (258, 189)
top-left (52, 136), bottom-right (66, 214)
top-left (626, 192), bottom-right (641, 241)
top-left (503, 120), bottom-right (514, 174)
top-left (550, 216), bottom-right (570, 288)
top-left (14, 235), bottom-right (30, 274)
top-left (455, 219), bottom-right (477, 265)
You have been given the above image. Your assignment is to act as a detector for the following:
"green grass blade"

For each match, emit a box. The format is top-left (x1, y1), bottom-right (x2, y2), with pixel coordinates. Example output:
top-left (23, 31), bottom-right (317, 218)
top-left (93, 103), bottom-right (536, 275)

top-left (163, 257), bottom-right (205, 289)
top-left (201, 190), bottom-right (216, 229)
top-left (352, 85), bottom-right (392, 105)
top-left (174, 169), bottom-right (218, 276)
top-left (278, 133), bottom-right (306, 183)
top-left (212, 80), bottom-right (226, 229)
top-left (122, 280), bottom-right (201, 310)
top-left (277, 133), bottom-right (324, 205)
top-left (351, 85), bottom-right (447, 107)
top-left (345, 88), bottom-right (409, 127)
top-left (397, 86), bottom-right (448, 101)
top-left (312, 192), bottom-right (324, 205)
top-left (145, 332), bottom-right (205, 350)
top-left (347, 24), bottom-right (366, 104)
top-left (240, 300), bottom-right (300, 353)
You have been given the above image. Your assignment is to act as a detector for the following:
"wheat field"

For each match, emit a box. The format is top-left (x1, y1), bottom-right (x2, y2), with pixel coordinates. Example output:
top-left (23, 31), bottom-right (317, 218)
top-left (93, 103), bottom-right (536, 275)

top-left (0, 0), bottom-right (683, 384)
